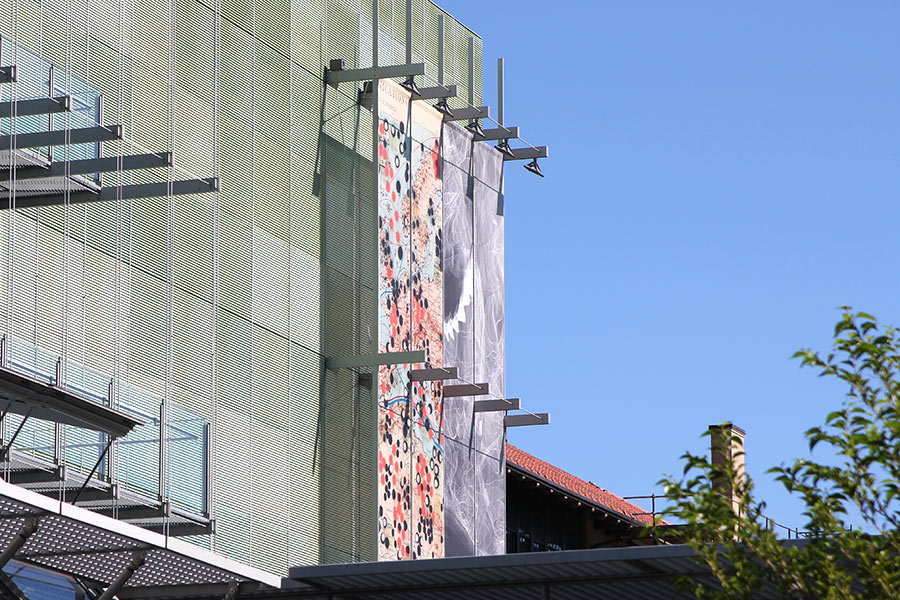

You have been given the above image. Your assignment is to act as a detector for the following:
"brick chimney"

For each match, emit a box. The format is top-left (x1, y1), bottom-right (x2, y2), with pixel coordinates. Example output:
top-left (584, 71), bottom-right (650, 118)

top-left (708, 423), bottom-right (745, 515)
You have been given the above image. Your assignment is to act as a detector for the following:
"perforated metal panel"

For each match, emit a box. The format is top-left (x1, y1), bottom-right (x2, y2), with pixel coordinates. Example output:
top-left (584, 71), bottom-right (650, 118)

top-left (0, 0), bottom-right (484, 576)
top-left (0, 480), bottom-right (279, 594)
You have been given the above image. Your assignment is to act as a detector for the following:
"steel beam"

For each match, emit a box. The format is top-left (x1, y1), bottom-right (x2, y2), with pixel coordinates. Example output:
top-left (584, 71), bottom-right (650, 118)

top-left (326, 63), bottom-right (425, 87)
top-left (409, 367), bottom-right (458, 382)
top-left (0, 517), bottom-right (39, 568)
top-left (474, 398), bottom-right (520, 413)
top-left (9, 177), bottom-right (219, 208)
top-left (116, 582), bottom-right (261, 599)
top-left (6, 465), bottom-right (66, 485)
top-left (0, 66), bottom-right (16, 84)
top-left (438, 15), bottom-right (445, 85)
top-left (32, 486), bottom-right (114, 503)
top-left (97, 550), bottom-right (145, 600)
top-left (468, 37), bottom-right (475, 106)
top-left (0, 96), bottom-right (70, 118)
top-left (480, 126), bottom-right (519, 141)
top-left (132, 520), bottom-right (213, 537)
top-left (360, 84), bottom-right (456, 106)
top-left (498, 57), bottom-right (505, 126)
top-left (97, 505), bottom-right (168, 520)
top-left (224, 581), bottom-right (240, 600)
top-left (505, 413), bottom-right (550, 427)
top-left (443, 106), bottom-right (490, 122)
top-left (326, 350), bottom-right (425, 370)
top-left (415, 85), bottom-right (457, 100)
top-left (6, 152), bottom-right (171, 180)
top-left (443, 383), bottom-right (489, 398)
top-left (0, 125), bottom-right (122, 150)
top-left (405, 0), bottom-right (413, 66)
top-left (503, 146), bottom-right (549, 161)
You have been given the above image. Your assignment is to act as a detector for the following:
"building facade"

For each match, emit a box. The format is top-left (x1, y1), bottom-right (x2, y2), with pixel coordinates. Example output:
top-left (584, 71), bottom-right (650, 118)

top-left (505, 444), bottom-right (658, 553)
top-left (0, 0), bottom-right (525, 579)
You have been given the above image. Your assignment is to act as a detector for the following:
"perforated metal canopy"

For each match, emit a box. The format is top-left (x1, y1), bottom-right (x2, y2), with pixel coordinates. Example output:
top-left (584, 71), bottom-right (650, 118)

top-left (0, 478), bottom-right (280, 598)
top-left (280, 545), bottom-right (784, 600)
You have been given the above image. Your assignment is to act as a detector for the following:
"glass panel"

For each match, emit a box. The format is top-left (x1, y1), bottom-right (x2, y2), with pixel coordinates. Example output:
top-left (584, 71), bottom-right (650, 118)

top-left (0, 35), bottom-right (52, 141)
top-left (53, 73), bottom-right (101, 176)
top-left (2, 335), bottom-right (209, 516)
top-left (167, 401), bottom-right (207, 512)
top-left (0, 35), bottom-right (101, 172)
top-left (116, 383), bottom-right (161, 499)
top-left (6, 338), bottom-right (58, 463)
top-left (61, 358), bottom-right (111, 476)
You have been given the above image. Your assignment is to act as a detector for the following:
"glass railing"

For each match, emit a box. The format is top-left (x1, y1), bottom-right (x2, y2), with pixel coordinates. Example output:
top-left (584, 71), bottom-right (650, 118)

top-left (0, 34), bottom-right (102, 177)
top-left (168, 402), bottom-right (209, 513)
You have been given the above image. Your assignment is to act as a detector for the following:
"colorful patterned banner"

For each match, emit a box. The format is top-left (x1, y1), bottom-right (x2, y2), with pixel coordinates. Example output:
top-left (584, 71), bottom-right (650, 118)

top-left (377, 78), bottom-right (444, 560)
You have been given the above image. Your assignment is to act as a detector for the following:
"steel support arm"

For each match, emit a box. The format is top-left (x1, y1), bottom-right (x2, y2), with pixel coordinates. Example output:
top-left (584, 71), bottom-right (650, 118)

top-left (0, 517), bottom-right (39, 568)
top-left (443, 106), bottom-right (490, 122)
top-left (6, 152), bottom-right (172, 180)
top-left (415, 85), bottom-right (457, 100)
top-left (474, 398), bottom-right (521, 412)
top-left (0, 96), bottom-right (71, 118)
top-left (326, 351), bottom-right (425, 370)
top-left (409, 367), bottom-right (458, 382)
top-left (443, 383), bottom-right (489, 398)
top-left (361, 84), bottom-right (456, 108)
top-left (480, 126), bottom-right (519, 141)
top-left (9, 177), bottom-right (219, 208)
top-left (505, 413), bottom-right (550, 427)
top-left (326, 63), bottom-right (425, 87)
top-left (97, 550), bottom-right (145, 600)
top-left (0, 125), bottom-right (122, 150)
top-left (502, 146), bottom-right (549, 161)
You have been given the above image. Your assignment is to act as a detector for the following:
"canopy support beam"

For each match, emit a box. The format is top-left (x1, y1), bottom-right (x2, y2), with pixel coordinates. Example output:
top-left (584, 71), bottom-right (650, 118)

top-left (97, 550), bottom-right (145, 600)
top-left (415, 85), bottom-right (457, 100)
top-left (0, 516), bottom-right (39, 568)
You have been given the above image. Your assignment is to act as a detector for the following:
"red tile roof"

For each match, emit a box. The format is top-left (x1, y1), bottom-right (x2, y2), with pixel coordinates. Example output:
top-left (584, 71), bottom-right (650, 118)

top-left (506, 443), bottom-right (662, 526)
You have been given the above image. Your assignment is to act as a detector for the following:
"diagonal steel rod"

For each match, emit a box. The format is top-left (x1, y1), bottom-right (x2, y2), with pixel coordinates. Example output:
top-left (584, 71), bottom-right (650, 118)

top-left (0, 408), bottom-right (33, 462)
top-left (71, 437), bottom-right (113, 504)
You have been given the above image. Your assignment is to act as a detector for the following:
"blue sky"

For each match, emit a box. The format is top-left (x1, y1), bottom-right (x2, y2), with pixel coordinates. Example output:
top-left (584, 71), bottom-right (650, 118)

top-left (444, 1), bottom-right (900, 528)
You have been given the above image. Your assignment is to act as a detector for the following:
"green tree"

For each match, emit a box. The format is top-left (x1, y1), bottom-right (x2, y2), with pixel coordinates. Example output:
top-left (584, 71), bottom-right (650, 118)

top-left (661, 309), bottom-right (900, 599)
